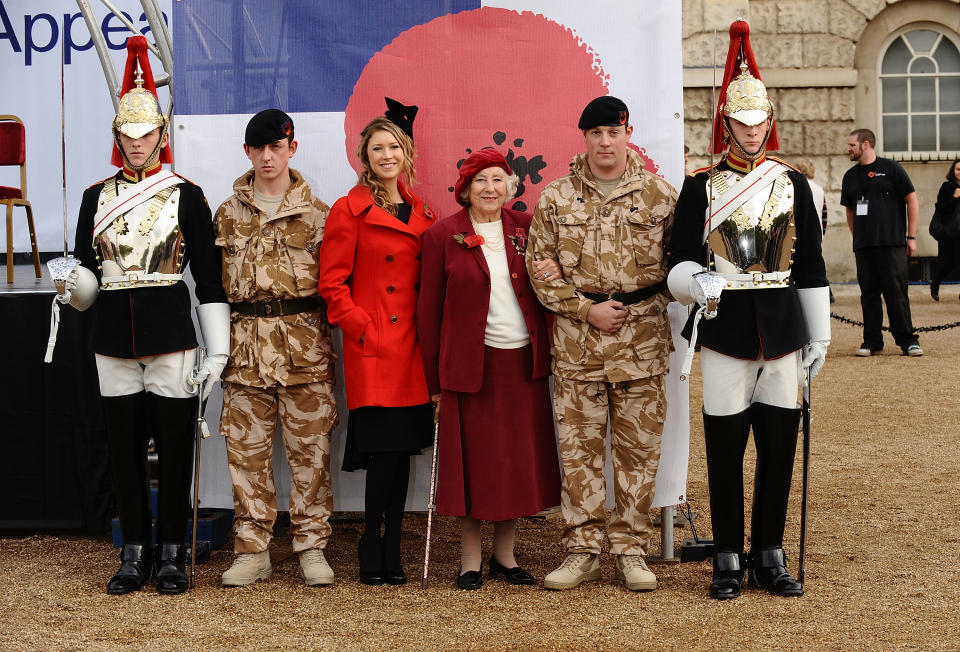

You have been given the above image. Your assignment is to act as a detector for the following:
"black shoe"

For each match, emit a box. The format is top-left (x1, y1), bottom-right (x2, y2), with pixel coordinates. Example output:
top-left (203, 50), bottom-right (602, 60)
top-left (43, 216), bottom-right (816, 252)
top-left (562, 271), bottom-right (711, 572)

top-left (456, 568), bottom-right (483, 590)
top-left (156, 543), bottom-right (188, 595)
top-left (748, 548), bottom-right (803, 596)
top-left (488, 555), bottom-right (534, 585)
top-left (383, 568), bottom-right (407, 585)
top-left (107, 544), bottom-right (154, 595)
top-left (358, 535), bottom-right (384, 586)
top-left (708, 552), bottom-right (744, 600)
top-left (931, 282), bottom-right (940, 301)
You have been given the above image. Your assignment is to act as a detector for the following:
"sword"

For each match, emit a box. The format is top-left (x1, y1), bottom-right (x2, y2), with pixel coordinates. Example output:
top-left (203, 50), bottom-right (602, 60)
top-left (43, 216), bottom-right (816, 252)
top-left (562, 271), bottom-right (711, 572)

top-left (799, 366), bottom-right (811, 585)
top-left (189, 346), bottom-right (210, 589)
top-left (421, 420), bottom-right (440, 589)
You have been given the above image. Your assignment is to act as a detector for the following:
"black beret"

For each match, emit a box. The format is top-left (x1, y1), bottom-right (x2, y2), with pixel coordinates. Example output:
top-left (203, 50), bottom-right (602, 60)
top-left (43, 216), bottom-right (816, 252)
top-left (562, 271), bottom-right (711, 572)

top-left (578, 96), bottom-right (629, 130)
top-left (245, 109), bottom-right (294, 146)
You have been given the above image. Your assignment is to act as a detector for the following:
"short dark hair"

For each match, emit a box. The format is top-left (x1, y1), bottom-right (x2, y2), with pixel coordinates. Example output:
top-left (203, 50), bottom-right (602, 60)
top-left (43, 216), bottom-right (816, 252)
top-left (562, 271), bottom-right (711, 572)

top-left (947, 159), bottom-right (960, 182)
top-left (849, 128), bottom-right (876, 148)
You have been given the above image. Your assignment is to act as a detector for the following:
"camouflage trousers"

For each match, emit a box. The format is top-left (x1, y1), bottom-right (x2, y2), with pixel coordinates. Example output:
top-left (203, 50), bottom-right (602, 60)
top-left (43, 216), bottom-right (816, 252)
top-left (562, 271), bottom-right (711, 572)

top-left (221, 380), bottom-right (339, 553)
top-left (553, 374), bottom-right (665, 556)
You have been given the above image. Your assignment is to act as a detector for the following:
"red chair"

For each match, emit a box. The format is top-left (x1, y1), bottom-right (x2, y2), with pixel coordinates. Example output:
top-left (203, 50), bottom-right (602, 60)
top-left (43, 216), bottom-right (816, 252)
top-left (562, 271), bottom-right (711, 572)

top-left (0, 115), bottom-right (41, 283)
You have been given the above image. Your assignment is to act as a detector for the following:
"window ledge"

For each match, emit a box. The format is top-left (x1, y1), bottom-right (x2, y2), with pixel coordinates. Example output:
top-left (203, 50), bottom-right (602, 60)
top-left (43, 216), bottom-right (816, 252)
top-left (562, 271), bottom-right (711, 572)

top-left (886, 151), bottom-right (960, 162)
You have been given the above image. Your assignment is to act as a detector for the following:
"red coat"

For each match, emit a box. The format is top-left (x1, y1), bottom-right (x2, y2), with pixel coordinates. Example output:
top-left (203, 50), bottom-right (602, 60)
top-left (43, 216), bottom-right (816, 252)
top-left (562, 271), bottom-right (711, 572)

top-left (318, 183), bottom-right (435, 409)
top-left (417, 207), bottom-right (551, 395)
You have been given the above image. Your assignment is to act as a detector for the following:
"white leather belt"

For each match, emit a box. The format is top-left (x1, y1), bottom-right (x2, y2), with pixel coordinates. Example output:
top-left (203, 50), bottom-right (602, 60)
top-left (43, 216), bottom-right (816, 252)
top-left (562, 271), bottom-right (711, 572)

top-left (101, 272), bottom-right (183, 290)
top-left (721, 270), bottom-right (791, 290)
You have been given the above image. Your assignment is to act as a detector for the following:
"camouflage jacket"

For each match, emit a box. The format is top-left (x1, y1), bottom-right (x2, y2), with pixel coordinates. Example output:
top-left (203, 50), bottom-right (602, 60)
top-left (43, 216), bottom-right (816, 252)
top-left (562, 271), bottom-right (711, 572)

top-left (526, 150), bottom-right (677, 382)
top-left (214, 169), bottom-right (336, 387)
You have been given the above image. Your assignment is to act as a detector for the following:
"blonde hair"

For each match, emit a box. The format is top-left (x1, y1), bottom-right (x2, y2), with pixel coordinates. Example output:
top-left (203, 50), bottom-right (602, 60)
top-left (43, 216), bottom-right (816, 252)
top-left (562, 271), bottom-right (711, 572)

top-left (356, 117), bottom-right (417, 215)
top-left (793, 157), bottom-right (816, 180)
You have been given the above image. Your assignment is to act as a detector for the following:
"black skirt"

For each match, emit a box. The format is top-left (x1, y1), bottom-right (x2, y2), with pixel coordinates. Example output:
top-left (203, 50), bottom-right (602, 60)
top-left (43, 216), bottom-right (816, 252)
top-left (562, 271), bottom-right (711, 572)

top-left (341, 404), bottom-right (433, 472)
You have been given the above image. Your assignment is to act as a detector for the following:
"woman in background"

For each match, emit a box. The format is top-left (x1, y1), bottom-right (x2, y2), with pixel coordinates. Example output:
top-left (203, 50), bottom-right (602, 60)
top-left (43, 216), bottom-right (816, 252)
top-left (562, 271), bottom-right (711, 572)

top-left (930, 159), bottom-right (960, 301)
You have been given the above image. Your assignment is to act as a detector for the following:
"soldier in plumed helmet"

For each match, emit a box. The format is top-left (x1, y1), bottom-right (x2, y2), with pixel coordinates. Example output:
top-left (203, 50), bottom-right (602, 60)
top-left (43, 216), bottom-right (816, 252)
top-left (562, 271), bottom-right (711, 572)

top-left (667, 20), bottom-right (830, 599)
top-left (58, 35), bottom-right (229, 595)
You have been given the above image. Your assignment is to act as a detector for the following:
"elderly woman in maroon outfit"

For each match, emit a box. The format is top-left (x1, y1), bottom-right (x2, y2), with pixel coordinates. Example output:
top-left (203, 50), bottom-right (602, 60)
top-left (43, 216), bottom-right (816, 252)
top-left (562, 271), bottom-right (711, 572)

top-left (418, 149), bottom-right (561, 590)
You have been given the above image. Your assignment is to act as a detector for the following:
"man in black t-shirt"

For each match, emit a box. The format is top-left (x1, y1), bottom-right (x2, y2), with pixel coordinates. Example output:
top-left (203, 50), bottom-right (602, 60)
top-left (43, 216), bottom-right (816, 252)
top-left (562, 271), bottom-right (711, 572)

top-left (841, 128), bottom-right (922, 356)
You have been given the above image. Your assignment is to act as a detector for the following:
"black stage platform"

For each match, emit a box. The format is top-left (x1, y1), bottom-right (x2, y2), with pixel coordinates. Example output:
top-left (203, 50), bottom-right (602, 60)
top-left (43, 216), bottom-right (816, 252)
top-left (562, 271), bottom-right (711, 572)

top-left (0, 263), bottom-right (112, 532)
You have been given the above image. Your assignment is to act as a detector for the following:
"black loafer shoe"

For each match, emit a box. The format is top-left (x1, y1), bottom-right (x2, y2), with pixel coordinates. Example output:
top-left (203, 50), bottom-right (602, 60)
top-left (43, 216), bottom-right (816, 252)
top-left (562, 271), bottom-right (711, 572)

top-left (488, 555), bottom-right (534, 585)
top-left (748, 548), bottom-right (803, 596)
top-left (709, 552), bottom-right (744, 600)
top-left (107, 544), bottom-right (154, 595)
top-left (931, 282), bottom-right (940, 301)
top-left (156, 544), bottom-right (188, 595)
top-left (383, 568), bottom-right (407, 585)
top-left (456, 569), bottom-right (483, 590)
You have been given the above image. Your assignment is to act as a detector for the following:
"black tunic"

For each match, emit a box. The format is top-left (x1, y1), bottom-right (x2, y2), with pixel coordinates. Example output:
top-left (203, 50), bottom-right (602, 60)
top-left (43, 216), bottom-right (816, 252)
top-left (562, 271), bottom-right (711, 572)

top-left (668, 158), bottom-right (828, 360)
top-left (74, 171), bottom-right (227, 358)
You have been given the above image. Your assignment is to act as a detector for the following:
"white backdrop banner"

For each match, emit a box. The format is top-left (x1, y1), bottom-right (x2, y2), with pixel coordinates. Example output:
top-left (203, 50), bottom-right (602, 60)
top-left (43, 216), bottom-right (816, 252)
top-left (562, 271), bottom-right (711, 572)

top-left (4, 0), bottom-right (689, 514)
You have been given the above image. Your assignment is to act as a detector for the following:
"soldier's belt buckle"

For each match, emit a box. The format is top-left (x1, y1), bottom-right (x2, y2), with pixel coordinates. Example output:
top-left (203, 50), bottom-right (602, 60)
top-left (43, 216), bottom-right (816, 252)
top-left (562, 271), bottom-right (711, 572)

top-left (751, 271), bottom-right (764, 285)
top-left (264, 303), bottom-right (273, 316)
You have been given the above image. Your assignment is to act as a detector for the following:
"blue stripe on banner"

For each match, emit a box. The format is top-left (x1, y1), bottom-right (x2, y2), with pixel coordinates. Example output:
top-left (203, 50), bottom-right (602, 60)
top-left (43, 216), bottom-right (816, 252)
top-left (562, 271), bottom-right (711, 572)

top-left (173, 0), bottom-right (479, 115)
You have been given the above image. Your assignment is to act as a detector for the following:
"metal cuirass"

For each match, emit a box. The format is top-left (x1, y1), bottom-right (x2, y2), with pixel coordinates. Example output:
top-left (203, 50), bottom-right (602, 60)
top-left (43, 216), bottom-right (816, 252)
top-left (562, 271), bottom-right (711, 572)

top-left (95, 181), bottom-right (185, 290)
top-left (707, 167), bottom-right (795, 289)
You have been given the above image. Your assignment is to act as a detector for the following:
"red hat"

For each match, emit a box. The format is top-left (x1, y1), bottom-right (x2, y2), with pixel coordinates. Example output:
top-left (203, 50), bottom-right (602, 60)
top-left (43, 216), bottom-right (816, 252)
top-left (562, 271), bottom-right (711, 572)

top-left (111, 35), bottom-right (172, 167)
top-left (453, 149), bottom-right (512, 206)
top-left (711, 20), bottom-right (779, 154)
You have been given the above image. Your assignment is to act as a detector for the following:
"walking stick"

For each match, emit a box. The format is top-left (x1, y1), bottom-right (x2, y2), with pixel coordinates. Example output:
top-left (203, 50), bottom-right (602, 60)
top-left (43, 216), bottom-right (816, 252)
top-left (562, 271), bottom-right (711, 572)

top-left (189, 347), bottom-right (211, 590)
top-left (799, 367), bottom-right (811, 585)
top-left (421, 420), bottom-right (440, 589)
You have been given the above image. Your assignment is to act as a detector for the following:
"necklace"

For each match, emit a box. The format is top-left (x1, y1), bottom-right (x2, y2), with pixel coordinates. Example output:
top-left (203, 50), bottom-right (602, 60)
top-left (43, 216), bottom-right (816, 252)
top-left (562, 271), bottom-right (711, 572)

top-left (469, 210), bottom-right (505, 252)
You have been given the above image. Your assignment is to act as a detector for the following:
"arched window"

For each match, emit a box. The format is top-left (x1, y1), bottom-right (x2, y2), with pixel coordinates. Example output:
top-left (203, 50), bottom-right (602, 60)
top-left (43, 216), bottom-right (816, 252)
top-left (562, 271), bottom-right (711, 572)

top-left (879, 27), bottom-right (960, 157)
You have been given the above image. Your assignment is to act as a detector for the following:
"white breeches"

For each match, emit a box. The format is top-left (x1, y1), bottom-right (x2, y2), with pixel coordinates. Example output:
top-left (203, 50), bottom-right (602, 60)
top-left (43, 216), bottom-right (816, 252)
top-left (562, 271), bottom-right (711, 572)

top-left (95, 349), bottom-right (198, 398)
top-left (701, 348), bottom-right (801, 416)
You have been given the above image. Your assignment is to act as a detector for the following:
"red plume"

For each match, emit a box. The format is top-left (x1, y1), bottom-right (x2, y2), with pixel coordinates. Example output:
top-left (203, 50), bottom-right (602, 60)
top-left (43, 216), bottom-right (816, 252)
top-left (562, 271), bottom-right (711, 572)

top-left (711, 20), bottom-right (779, 155)
top-left (111, 35), bottom-right (172, 167)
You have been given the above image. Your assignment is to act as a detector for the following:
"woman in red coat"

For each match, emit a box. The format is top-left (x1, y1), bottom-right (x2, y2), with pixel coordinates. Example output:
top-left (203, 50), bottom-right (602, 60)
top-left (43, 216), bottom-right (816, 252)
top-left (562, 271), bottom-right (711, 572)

top-left (318, 100), bottom-right (434, 586)
top-left (418, 149), bottom-right (562, 590)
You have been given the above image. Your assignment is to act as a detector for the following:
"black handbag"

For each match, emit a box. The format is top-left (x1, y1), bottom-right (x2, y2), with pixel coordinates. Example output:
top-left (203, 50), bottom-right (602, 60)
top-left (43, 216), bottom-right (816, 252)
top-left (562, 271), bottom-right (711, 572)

top-left (929, 202), bottom-right (960, 242)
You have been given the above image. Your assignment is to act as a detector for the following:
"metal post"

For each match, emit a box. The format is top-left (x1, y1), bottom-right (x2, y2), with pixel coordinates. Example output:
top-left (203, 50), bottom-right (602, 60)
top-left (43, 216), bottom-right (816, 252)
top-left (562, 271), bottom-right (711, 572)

top-left (660, 506), bottom-right (676, 561)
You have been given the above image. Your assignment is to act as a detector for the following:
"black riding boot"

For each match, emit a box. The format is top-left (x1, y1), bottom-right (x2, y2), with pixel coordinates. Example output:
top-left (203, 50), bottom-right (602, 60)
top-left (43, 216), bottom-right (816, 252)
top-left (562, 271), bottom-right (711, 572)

top-left (102, 393), bottom-right (153, 594)
top-left (748, 402), bottom-right (803, 597)
top-left (382, 454), bottom-right (410, 585)
top-left (150, 394), bottom-right (195, 594)
top-left (703, 409), bottom-right (751, 599)
top-left (156, 543), bottom-right (188, 594)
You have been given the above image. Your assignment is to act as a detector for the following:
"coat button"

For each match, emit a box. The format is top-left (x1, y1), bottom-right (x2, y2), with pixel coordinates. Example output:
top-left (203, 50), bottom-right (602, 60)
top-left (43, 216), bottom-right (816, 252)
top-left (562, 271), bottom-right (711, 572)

top-left (385, 254), bottom-right (394, 262)
top-left (263, 227), bottom-right (273, 237)
top-left (390, 314), bottom-right (399, 323)
top-left (306, 243), bottom-right (315, 253)
top-left (602, 208), bottom-right (610, 217)
top-left (228, 245), bottom-right (237, 255)
top-left (386, 285), bottom-right (395, 294)
top-left (559, 216), bottom-right (566, 224)
top-left (511, 272), bottom-right (518, 279)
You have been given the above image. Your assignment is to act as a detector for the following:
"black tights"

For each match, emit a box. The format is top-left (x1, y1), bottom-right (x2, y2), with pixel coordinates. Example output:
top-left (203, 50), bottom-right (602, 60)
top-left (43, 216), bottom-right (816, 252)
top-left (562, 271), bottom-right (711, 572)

top-left (362, 452), bottom-right (410, 570)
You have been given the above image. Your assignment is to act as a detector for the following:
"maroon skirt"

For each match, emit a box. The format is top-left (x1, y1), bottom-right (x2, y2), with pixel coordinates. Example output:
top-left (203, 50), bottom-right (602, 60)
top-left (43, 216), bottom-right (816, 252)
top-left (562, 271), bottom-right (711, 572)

top-left (435, 345), bottom-right (561, 521)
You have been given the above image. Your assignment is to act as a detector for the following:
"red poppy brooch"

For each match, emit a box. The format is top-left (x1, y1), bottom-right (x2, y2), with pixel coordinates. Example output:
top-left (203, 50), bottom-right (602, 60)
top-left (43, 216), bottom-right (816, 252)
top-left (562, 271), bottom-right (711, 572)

top-left (507, 228), bottom-right (527, 255)
top-left (453, 232), bottom-right (484, 248)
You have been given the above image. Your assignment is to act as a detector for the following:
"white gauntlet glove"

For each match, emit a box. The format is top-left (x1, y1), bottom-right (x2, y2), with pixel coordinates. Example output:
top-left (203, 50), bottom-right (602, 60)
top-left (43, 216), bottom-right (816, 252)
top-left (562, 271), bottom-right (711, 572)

top-left (56, 266), bottom-right (99, 311)
top-left (191, 302), bottom-right (230, 400)
top-left (798, 286), bottom-right (831, 380)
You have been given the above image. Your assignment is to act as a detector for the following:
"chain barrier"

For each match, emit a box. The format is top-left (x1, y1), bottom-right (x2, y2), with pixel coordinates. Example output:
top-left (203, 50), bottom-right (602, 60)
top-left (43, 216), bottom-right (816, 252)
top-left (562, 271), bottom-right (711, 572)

top-left (831, 312), bottom-right (960, 333)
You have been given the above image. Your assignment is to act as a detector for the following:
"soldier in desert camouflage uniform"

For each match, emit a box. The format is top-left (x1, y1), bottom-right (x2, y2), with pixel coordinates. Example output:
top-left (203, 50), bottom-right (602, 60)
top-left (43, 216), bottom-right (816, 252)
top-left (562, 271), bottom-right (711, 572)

top-left (216, 110), bottom-right (339, 587)
top-left (526, 96), bottom-right (677, 592)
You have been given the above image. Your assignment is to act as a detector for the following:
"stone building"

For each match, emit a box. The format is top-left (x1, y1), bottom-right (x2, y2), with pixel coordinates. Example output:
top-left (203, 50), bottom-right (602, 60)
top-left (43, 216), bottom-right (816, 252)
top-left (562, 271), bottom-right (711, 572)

top-left (682, 0), bottom-right (960, 281)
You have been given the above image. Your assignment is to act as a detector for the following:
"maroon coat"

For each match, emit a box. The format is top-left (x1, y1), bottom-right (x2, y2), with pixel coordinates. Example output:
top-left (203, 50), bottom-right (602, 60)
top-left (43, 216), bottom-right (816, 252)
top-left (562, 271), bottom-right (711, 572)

top-left (418, 207), bottom-right (550, 395)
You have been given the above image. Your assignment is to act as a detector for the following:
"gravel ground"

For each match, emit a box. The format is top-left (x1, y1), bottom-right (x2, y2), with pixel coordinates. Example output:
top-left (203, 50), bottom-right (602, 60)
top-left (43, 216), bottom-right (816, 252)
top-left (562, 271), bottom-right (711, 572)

top-left (2, 285), bottom-right (959, 651)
